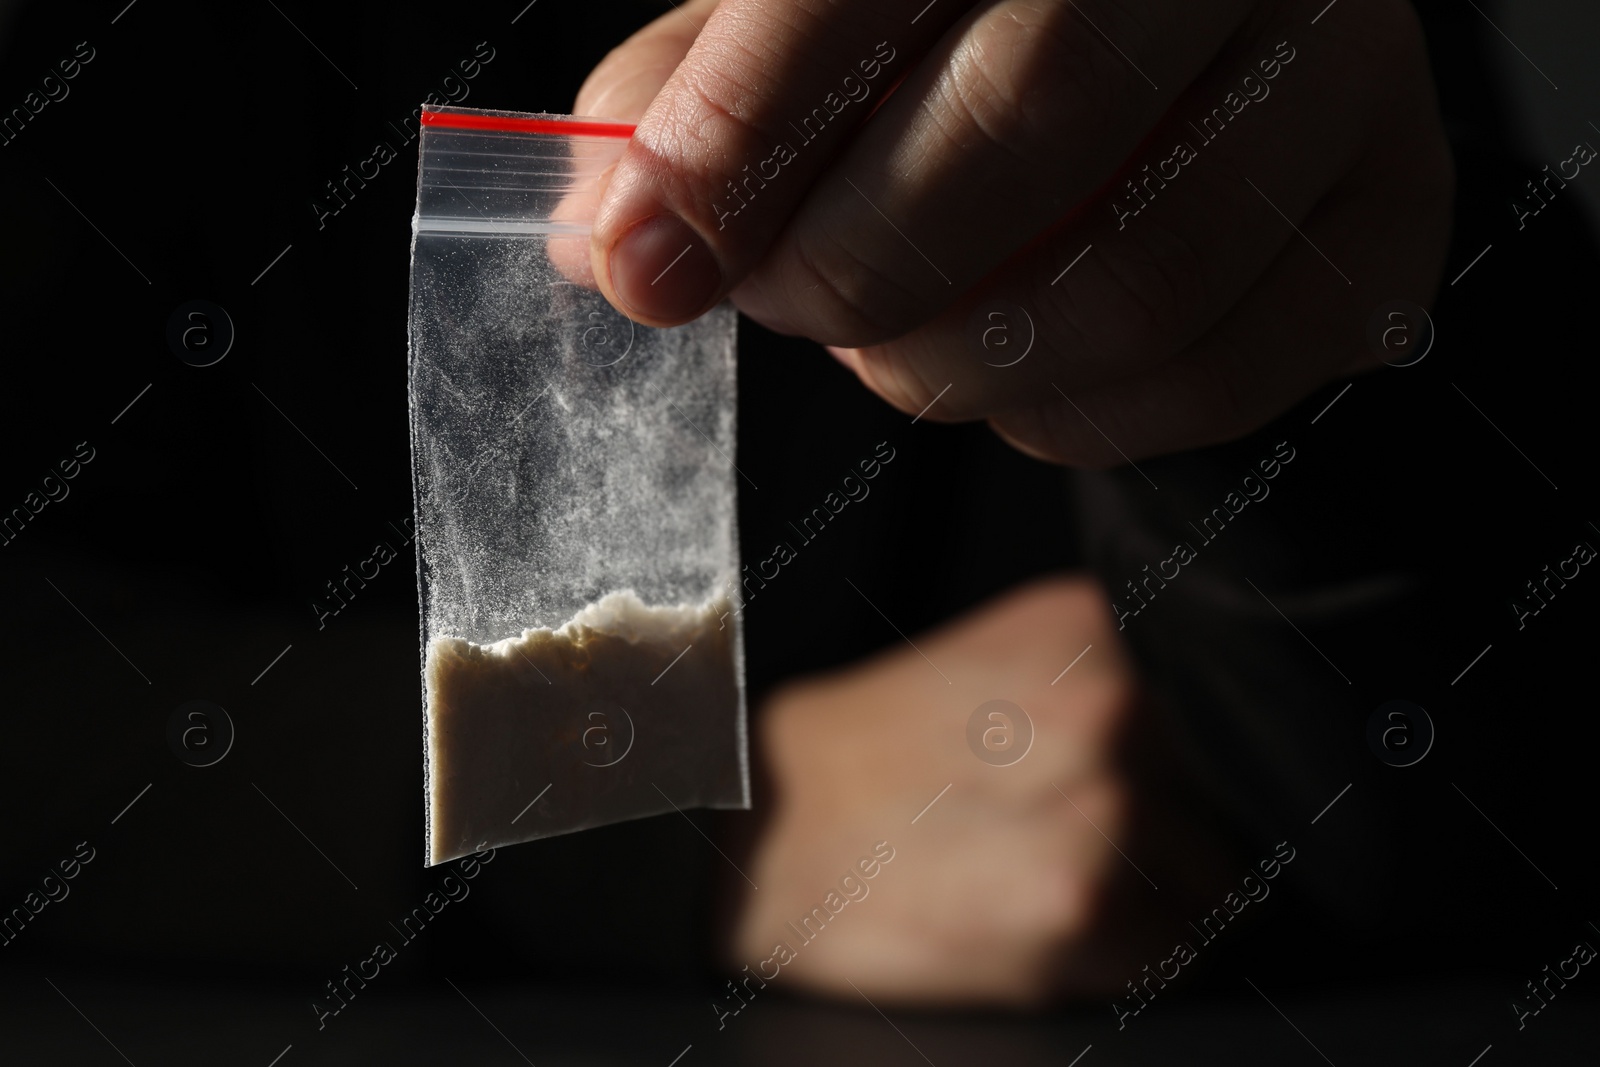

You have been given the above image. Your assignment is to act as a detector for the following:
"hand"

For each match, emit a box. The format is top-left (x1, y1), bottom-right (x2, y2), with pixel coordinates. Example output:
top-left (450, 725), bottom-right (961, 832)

top-left (575, 0), bottom-right (1452, 465)
top-left (716, 577), bottom-right (1233, 1005)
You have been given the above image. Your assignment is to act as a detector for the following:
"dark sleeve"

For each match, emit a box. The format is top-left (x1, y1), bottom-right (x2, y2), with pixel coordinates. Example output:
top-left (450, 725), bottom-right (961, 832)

top-left (1073, 3), bottom-right (1600, 953)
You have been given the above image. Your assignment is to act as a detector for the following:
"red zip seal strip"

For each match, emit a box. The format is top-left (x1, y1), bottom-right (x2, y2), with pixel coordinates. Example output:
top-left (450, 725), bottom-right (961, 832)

top-left (420, 110), bottom-right (636, 138)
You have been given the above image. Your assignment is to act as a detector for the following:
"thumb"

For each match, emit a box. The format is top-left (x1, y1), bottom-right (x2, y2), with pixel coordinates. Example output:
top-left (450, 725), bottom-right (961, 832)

top-left (548, 0), bottom-right (716, 288)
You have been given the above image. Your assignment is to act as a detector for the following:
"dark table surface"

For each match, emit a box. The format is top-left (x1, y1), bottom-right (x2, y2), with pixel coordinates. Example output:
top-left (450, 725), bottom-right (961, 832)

top-left (4, 967), bottom-right (1596, 1066)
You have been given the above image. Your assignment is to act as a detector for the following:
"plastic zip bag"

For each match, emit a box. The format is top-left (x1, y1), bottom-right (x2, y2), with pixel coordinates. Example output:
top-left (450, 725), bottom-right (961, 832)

top-left (407, 106), bottom-right (748, 866)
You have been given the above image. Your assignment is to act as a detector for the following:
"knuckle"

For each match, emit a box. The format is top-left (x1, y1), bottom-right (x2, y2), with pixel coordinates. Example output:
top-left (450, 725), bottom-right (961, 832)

top-left (936, 48), bottom-right (1040, 170)
top-left (849, 340), bottom-right (944, 421)
top-left (631, 44), bottom-right (786, 219)
top-left (661, 58), bottom-right (772, 164)
top-left (788, 223), bottom-right (929, 346)
top-left (948, 2), bottom-right (1135, 164)
top-left (1039, 226), bottom-right (1209, 368)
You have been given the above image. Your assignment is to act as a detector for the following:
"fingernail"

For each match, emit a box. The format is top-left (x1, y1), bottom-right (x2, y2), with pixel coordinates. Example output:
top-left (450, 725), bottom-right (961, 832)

top-left (608, 214), bottom-right (720, 323)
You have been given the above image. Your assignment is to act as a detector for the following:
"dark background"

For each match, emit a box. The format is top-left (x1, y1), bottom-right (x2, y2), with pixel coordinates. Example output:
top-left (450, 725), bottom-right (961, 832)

top-left (1, 1), bottom-right (1597, 1063)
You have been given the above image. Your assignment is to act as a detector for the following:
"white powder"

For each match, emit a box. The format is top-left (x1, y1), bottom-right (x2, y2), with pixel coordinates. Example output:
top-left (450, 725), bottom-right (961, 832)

top-left (424, 591), bottom-right (744, 866)
top-left (408, 117), bottom-right (747, 867)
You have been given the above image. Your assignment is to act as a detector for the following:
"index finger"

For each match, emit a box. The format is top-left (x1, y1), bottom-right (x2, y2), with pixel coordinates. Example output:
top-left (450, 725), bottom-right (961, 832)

top-left (589, 0), bottom-right (965, 326)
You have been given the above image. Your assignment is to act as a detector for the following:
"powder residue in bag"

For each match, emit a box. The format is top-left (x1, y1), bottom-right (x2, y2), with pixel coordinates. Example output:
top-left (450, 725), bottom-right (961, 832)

top-left (425, 592), bottom-right (741, 865)
top-left (407, 107), bottom-right (749, 865)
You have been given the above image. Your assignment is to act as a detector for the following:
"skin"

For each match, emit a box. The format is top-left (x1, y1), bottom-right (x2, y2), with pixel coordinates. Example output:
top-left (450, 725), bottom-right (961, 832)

top-left (718, 576), bottom-right (1234, 1004)
top-left (576, 0), bottom-right (1453, 466)
top-left (571, 0), bottom-right (1452, 1000)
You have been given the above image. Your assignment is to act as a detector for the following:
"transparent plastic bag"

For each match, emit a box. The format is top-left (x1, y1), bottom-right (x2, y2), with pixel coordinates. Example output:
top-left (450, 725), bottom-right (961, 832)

top-left (407, 106), bottom-right (748, 866)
